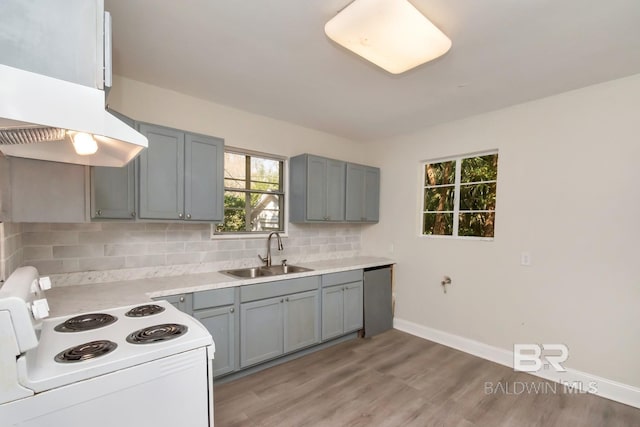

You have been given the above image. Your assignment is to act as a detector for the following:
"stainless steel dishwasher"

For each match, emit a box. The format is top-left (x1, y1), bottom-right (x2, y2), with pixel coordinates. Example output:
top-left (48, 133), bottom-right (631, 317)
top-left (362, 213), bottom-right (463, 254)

top-left (363, 265), bottom-right (394, 337)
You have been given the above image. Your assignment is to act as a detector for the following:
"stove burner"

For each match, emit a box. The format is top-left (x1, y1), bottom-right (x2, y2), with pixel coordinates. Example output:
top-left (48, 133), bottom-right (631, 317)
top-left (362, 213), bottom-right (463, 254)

top-left (54, 313), bottom-right (117, 332)
top-left (125, 304), bottom-right (166, 318)
top-left (126, 323), bottom-right (188, 344)
top-left (54, 340), bottom-right (118, 363)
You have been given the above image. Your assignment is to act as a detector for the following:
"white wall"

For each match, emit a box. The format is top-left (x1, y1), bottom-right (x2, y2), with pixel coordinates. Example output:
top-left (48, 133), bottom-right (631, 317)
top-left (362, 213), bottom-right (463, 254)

top-left (361, 73), bottom-right (640, 388)
top-left (108, 76), bottom-right (364, 162)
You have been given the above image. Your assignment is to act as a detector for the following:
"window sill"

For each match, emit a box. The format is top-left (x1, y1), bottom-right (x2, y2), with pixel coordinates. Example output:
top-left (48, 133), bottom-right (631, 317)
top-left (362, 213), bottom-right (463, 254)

top-left (418, 234), bottom-right (494, 242)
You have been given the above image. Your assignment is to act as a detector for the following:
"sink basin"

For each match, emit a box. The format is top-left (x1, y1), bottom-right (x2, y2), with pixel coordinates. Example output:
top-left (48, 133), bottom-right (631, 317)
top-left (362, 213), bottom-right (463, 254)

top-left (221, 265), bottom-right (313, 278)
top-left (221, 267), bottom-right (274, 278)
top-left (263, 265), bottom-right (313, 275)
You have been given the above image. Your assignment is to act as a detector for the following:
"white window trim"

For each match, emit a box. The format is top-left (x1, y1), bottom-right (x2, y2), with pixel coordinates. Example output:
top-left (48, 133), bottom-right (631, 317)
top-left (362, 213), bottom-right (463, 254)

top-left (210, 147), bottom-right (289, 239)
top-left (418, 149), bottom-right (498, 241)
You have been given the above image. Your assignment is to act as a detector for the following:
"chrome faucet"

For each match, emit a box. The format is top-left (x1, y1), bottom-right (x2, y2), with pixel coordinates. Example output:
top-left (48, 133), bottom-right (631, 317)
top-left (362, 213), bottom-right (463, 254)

top-left (258, 232), bottom-right (283, 267)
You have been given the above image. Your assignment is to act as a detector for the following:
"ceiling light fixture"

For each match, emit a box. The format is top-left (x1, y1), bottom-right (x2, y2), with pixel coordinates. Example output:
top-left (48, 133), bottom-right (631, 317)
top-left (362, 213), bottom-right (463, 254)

top-left (325, 0), bottom-right (452, 74)
top-left (70, 132), bottom-right (98, 155)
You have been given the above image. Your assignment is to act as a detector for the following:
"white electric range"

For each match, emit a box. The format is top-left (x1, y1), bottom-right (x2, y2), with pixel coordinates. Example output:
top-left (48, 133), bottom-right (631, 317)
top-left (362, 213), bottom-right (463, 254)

top-left (0, 266), bottom-right (215, 427)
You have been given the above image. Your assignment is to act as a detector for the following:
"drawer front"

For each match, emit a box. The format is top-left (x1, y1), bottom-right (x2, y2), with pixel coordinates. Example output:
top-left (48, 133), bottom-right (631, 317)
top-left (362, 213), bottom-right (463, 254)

top-left (241, 276), bottom-right (320, 303)
top-left (193, 287), bottom-right (236, 310)
top-left (321, 269), bottom-right (363, 287)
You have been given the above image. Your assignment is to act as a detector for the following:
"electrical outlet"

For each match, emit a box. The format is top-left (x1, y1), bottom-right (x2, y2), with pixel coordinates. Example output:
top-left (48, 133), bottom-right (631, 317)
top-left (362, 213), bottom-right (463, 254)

top-left (521, 252), bottom-right (531, 266)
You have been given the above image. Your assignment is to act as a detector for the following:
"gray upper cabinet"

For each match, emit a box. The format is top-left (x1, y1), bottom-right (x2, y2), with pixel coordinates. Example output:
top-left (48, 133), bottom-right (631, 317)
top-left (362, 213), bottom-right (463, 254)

top-left (184, 133), bottom-right (224, 221)
top-left (138, 123), bottom-right (185, 220)
top-left (290, 154), bottom-right (345, 222)
top-left (91, 111), bottom-right (136, 219)
top-left (345, 163), bottom-right (380, 223)
top-left (138, 123), bottom-right (224, 222)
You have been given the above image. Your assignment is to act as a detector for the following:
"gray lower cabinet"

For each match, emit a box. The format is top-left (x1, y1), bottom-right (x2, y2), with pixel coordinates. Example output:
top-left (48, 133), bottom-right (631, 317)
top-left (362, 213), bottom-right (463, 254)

top-left (284, 290), bottom-right (320, 353)
top-left (240, 296), bottom-right (284, 367)
top-left (193, 305), bottom-right (236, 377)
top-left (138, 122), bottom-right (224, 221)
top-left (290, 154), bottom-right (346, 222)
top-left (159, 293), bottom-right (193, 314)
top-left (345, 163), bottom-right (380, 223)
top-left (240, 280), bottom-right (321, 368)
top-left (91, 110), bottom-right (137, 219)
top-left (321, 270), bottom-right (364, 341)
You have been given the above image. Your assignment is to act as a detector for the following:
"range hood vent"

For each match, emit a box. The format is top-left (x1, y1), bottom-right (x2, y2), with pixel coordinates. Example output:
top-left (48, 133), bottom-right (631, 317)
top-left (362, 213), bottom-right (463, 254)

top-left (0, 127), bottom-right (66, 145)
top-left (0, 64), bottom-right (147, 167)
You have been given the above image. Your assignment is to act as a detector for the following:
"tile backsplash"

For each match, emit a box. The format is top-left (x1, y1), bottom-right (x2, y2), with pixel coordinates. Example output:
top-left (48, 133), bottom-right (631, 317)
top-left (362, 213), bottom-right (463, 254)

top-left (0, 222), bottom-right (23, 281)
top-left (13, 222), bottom-right (362, 286)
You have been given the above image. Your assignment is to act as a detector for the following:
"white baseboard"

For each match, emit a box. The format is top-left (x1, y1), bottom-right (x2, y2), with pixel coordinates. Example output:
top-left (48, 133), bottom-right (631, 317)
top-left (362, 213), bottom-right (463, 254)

top-left (393, 317), bottom-right (640, 409)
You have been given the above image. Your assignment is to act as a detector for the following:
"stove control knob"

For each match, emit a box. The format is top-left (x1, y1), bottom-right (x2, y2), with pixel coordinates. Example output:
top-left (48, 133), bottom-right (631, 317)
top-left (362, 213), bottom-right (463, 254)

top-left (31, 298), bottom-right (50, 320)
top-left (39, 276), bottom-right (52, 291)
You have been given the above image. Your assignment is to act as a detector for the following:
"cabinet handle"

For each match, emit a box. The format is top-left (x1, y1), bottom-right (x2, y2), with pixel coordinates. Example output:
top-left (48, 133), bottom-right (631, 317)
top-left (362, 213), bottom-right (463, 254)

top-left (229, 307), bottom-right (235, 313)
top-left (96, 210), bottom-right (102, 216)
top-left (179, 296), bottom-right (185, 303)
top-left (178, 212), bottom-right (184, 219)
top-left (131, 211), bottom-right (136, 217)
top-left (285, 297), bottom-right (289, 302)
top-left (280, 298), bottom-right (284, 303)
top-left (186, 213), bottom-right (192, 219)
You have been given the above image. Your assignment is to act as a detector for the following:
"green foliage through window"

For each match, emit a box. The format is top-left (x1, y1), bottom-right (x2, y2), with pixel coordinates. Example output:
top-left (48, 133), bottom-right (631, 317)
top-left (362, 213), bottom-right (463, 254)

top-left (422, 152), bottom-right (498, 238)
top-left (216, 150), bottom-right (285, 233)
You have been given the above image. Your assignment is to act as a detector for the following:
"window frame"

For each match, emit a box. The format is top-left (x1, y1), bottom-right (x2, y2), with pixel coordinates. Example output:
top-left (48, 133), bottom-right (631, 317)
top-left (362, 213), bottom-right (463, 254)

top-left (419, 150), bottom-right (498, 241)
top-left (211, 147), bottom-right (288, 239)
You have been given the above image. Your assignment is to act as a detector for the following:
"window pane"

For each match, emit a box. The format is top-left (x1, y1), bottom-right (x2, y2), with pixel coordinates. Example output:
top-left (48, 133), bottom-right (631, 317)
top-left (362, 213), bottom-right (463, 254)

top-left (458, 212), bottom-right (495, 237)
top-left (461, 154), bottom-right (498, 183)
top-left (459, 183), bottom-right (497, 211)
top-left (224, 152), bottom-right (247, 189)
top-left (218, 191), bottom-right (247, 232)
top-left (422, 213), bottom-right (453, 236)
top-left (248, 193), bottom-right (281, 231)
top-left (424, 160), bottom-right (456, 186)
top-left (424, 186), bottom-right (455, 211)
top-left (250, 157), bottom-right (281, 191)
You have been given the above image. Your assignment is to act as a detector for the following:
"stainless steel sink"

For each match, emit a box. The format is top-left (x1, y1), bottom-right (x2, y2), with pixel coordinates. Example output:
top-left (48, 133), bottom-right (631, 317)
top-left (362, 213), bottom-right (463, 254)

top-left (263, 265), bottom-right (313, 275)
top-left (221, 265), bottom-right (313, 278)
top-left (221, 267), bottom-right (274, 278)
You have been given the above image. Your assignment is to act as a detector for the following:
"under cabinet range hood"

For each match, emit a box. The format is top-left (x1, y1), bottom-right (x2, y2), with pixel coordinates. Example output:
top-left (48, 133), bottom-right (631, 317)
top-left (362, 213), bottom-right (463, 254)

top-left (0, 64), bottom-right (147, 167)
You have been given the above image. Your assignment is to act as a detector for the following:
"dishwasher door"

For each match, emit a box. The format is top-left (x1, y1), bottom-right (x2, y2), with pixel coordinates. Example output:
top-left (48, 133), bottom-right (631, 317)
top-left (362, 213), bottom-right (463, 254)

top-left (363, 265), bottom-right (393, 337)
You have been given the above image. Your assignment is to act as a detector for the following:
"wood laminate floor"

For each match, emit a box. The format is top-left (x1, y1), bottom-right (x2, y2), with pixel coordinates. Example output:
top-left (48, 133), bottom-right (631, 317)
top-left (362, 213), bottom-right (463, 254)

top-left (214, 330), bottom-right (640, 427)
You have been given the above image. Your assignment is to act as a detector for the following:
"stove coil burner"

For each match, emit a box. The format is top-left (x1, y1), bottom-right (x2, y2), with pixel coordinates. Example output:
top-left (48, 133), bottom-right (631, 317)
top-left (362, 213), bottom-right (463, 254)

top-left (54, 313), bottom-right (118, 332)
top-left (54, 340), bottom-right (118, 363)
top-left (126, 323), bottom-right (188, 344)
top-left (125, 304), bottom-right (166, 318)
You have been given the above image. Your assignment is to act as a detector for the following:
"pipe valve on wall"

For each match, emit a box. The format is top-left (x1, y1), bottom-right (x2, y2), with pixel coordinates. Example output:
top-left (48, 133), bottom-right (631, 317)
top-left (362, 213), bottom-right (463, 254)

top-left (441, 276), bottom-right (451, 294)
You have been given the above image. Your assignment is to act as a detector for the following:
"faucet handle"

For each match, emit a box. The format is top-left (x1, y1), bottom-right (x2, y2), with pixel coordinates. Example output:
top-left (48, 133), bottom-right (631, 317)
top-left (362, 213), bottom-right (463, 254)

top-left (281, 259), bottom-right (288, 267)
top-left (258, 254), bottom-right (267, 265)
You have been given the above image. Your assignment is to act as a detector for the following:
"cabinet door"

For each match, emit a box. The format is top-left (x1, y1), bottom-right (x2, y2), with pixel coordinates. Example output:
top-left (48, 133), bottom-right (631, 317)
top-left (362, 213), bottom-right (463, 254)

top-left (138, 124), bottom-right (185, 220)
top-left (306, 155), bottom-right (327, 221)
top-left (344, 282), bottom-right (364, 333)
top-left (91, 162), bottom-right (135, 219)
top-left (91, 111), bottom-right (137, 219)
top-left (363, 167), bottom-right (380, 222)
top-left (193, 305), bottom-right (236, 377)
top-left (184, 133), bottom-right (224, 221)
top-left (345, 163), bottom-right (365, 221)
top-left (284, 290), bottom-right (320, 353)
top-left (161, 294), bottom-right (193, 314)
top-left (321, 285), bottom-right (344, 341)
top-left (326, 159), bottom-right (346, 221)
top-left (240, 297), bottom-right (284, 367)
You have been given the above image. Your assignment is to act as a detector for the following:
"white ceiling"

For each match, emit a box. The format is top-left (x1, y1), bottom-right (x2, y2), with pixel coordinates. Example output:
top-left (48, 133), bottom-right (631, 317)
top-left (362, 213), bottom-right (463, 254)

top-left (105, 0), bottom-right (640, 141)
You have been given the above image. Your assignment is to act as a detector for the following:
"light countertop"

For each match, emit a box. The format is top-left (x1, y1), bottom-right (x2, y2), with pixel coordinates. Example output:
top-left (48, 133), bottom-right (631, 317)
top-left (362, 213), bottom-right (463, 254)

top-left (45, 256), bottom-right (394, 317)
